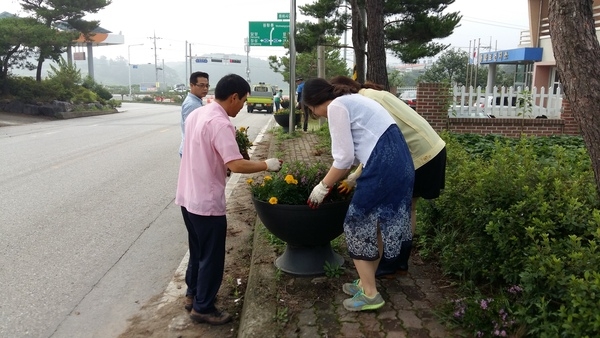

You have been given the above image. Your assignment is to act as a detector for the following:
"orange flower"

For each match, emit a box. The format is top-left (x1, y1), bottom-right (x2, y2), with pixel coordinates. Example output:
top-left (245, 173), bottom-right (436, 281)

top-left (269, 197), bottom-right (278, 204)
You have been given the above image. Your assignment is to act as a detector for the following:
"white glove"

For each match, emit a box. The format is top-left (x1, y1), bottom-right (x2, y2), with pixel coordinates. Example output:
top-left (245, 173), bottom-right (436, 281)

top-left (338, 164), bottom-right (363, 194)
top-left (264, 158), bottom-right (282, 171)
top-left (307, 181), bottom-right (332, 209)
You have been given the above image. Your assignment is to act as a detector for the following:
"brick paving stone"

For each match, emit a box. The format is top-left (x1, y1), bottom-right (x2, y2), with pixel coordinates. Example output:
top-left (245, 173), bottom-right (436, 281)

top-left (412, 300), bottom-right (432, 309)
top-left (424, 291), bottom-right (446, 307)
top-left (381, 318), bottom-right (404, 332)
top-left (406, 328), bottom-right (432, 338)
top-left (360, 314), bottom-right (381, 333)
top-left (339, 322), bottom-right (365, 338)
top-left (388, 292), bottom-right (413, 310)
top-left (398, 310), bottom-right (423, 329)
top-left (296, 308), bottom-right (316, 327)
top-left (298, 325), bottom-right (319, 337)
top-left (378, 310), bottom-right (398, 320)
top-left (385, 331), bottom-right (408, 338)
top-left (422, 318), bottom-right (450, 338)
top-left (398, 277), bottom-right (417, 286)
top-left (403, 285), bottom-right (427, 301)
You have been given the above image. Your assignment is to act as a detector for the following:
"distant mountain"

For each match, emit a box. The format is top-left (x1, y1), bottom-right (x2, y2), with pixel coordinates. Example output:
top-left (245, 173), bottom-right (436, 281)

top-left (9, 53), bottom-right (294, 95)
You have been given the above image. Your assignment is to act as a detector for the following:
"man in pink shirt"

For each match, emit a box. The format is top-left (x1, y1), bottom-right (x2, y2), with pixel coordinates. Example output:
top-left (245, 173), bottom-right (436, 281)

top-left (176, 74), bottom-right (282, 325)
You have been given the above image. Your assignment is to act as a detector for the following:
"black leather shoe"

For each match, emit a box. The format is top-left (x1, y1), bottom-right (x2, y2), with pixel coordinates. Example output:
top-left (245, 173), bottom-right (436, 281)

top-left (184, 295), bottom-right (193, 312)
top-left (190, 309), bottom-right (232, 325)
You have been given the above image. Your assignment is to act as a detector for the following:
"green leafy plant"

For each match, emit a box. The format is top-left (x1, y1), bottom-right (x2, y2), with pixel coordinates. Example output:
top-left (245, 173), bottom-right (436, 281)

top-left (323, 261), bottom-right (344, 278)
top-left (247, 160), bottom-right (352, 205)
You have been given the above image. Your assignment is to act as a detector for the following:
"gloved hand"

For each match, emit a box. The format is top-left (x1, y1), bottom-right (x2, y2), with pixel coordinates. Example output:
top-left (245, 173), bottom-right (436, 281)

top-left (338, 164), bottom-right (363, 194)
top-left (307, 181), bottom-right (331, 209)
top-left (264, 158), bottom-right (282, 171)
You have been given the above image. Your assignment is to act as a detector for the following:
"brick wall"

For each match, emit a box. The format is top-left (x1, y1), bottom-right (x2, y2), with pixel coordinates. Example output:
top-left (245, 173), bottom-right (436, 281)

top-left (416, 83), bottom-right (581, 137)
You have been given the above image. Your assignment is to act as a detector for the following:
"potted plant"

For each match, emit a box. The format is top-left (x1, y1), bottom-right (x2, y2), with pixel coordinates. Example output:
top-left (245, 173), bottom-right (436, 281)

top-left (273, 108), bottom-right (302, 132)
top-left (247, 161), bottom-right (353, 275)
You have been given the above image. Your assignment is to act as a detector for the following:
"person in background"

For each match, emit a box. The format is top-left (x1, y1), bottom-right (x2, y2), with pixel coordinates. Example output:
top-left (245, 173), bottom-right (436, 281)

top-left (295, 77), bottom-right (308, 131)
top-left (179, 71), bottom-right (210, 157)
top-left (330, 75), bottom-right (447, 278)
top-left (274, 89), bottom-right (283, 111)
top-left (302, 78), bottom-right (414, 312)
top-left (176, 73), bottom-right (282, 325)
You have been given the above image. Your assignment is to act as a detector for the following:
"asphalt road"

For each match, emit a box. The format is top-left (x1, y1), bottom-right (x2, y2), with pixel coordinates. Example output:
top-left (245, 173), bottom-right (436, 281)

top-left (0, 102), bottom-right (273, 337)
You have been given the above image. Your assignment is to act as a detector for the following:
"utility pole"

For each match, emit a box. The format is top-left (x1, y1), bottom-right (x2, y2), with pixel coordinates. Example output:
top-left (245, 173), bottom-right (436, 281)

top-left (185, 40), bottom-right (188, 85)
top-left (244, 38), bottom-right (251, 82)
top-left (149, 31), bottom-right (162, 91)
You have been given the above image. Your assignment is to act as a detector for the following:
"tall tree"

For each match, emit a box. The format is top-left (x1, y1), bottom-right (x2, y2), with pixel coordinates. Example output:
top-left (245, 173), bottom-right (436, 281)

top-left (19, 0), bottom-right (111, 81)
top-left (366, 0), bottom-right (388, 88)
top-left (0, 17), bottom-right (40, 81)
top-left (298, 0), bottom-right (460, 85)
top-left (549, 0), bottom-right (600, 194)
top-left (383, 0), bottom-right (461, 64)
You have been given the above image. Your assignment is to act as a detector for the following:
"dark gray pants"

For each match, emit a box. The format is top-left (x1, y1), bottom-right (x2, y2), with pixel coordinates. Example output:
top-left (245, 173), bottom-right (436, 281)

top-left (181, 207), bottom-right (227, 314)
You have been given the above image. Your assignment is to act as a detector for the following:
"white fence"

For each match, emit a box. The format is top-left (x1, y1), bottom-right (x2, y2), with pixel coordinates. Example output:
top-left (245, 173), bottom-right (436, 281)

top-left (448, 85), bottom-right (563, 119)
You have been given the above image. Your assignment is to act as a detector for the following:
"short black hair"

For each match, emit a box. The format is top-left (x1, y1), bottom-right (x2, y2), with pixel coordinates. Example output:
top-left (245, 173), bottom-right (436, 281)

top-left (214, 74), bottom-right (251, 101)
top-left (190, 71), bottom-right (209, 84)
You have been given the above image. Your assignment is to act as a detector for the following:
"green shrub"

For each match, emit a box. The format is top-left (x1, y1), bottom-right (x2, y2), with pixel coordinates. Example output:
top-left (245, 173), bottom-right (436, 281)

top-left (418, 132), bottom-right (600, 337)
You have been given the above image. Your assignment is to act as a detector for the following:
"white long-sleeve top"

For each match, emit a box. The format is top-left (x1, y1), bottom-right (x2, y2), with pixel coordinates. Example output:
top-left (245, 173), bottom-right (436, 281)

top-left (327, 94), bottom-right (396, 169)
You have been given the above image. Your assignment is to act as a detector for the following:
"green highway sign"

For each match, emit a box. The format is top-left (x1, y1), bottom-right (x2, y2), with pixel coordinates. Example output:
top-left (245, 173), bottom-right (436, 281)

top-left (248, 21), bottom-right (290, 47)
top-left (277, 13), bottom-right (290, 20)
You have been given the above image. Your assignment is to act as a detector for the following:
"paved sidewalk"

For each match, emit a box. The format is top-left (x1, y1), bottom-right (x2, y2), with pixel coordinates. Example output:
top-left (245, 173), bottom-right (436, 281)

top-left (239, 131), bottom-right (460, 338)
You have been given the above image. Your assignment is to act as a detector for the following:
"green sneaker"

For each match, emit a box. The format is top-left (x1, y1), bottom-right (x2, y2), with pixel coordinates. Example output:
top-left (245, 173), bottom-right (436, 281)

top-left (342, 279), bottom-right (362, 296)
top-left (343, 290), bottom-right (385, 311)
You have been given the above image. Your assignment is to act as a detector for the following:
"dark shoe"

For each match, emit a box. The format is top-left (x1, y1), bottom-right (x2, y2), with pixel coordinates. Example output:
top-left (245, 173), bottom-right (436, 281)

top-left (397, 240), bottom-right (413, 272)
top-left (184, 295), bottom-right (193, 312)
top-left (190, 309), bottom-right (232, 325)
top-left (376, 257), bottom-right (399, 278)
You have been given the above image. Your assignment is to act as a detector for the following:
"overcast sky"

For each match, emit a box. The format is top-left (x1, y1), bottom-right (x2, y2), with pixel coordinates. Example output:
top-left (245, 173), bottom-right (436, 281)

top-left (4, 0), bottom-right (529, 65)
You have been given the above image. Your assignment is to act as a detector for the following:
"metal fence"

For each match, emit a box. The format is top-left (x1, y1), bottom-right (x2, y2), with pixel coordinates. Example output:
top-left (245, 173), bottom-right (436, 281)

top-left (448, 85), bottom-right (563, 119)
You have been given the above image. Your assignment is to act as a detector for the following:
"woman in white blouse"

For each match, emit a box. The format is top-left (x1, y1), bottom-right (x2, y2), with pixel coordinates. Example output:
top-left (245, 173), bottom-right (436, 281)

top-left (303, 78), bottom-right (415, 312)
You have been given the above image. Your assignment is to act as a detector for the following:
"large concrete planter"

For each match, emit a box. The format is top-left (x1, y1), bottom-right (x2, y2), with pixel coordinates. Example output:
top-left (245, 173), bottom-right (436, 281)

top-left (252, 197), bottom-right (349, 276)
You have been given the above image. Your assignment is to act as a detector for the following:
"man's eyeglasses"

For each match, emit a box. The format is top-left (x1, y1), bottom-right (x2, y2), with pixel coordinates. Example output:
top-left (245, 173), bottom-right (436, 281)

top-left (194, 83), bottom-right (210, 89)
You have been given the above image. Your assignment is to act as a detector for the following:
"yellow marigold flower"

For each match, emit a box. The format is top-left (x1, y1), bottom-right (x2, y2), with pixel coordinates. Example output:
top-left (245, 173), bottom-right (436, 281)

top-left (239, 127), bottom-right (246, 132)
top-left (269, 197), bottom-right (278, 204)
top-left (264, 176), bottom-right (272, 181)
top-left (284, 174), bottom-right (297, 185)
top-left (246, 178), bottom-right (254, 185)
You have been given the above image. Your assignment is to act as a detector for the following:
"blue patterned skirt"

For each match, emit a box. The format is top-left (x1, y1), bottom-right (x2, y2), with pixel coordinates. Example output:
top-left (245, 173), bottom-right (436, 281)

top-left (343, 125), bottom-right (415, 261)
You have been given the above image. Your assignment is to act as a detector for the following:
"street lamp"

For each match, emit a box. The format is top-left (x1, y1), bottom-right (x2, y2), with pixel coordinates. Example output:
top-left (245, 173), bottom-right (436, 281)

top-left (128, 44), bottom-right (144, 99)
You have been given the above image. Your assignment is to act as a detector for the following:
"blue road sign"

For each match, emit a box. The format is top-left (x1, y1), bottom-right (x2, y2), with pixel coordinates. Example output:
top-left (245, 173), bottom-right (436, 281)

top-left (195, 58), bottom-right (208, 63)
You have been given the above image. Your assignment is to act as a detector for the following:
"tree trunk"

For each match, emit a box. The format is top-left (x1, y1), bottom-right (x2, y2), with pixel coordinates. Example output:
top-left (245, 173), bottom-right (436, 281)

top-left (35, 55), bottom-right (44, 82)
top-left (366, 0), bottom-right (388, 90)
top-left (549, 0), bottom-right (600, 195)
top-left (351, 0), bottom-right (366, 83)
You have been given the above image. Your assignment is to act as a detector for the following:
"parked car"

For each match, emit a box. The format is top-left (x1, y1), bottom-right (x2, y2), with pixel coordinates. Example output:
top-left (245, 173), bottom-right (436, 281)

top-left (398, 90), bottom-right (417, 109)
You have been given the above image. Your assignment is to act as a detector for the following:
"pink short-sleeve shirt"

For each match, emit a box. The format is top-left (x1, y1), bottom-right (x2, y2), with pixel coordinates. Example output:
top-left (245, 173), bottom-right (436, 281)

top-left (175, 102), bottom-right (243, 216)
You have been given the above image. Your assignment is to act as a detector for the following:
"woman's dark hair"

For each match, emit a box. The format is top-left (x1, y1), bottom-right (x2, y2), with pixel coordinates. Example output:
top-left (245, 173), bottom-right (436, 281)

top-left (214, 74), bottom-right (251, 101)
top-left (329, 75), bottom-right (384, 91)
top-left (302, 78), bottom-right (356, 107)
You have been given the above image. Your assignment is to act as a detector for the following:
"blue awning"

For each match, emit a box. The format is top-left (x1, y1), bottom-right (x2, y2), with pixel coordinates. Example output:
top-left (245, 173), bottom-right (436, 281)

top-left (479, 47), bottom-right (543, 64)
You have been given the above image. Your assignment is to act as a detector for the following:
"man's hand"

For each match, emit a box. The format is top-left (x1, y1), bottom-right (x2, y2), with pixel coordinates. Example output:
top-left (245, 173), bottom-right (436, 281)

top-left (307, 181), bottom-right (331, 209)
top-left (264, 158), bottom-right (282, 171)
top-left (338, 164), bottom-right (363, 194)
